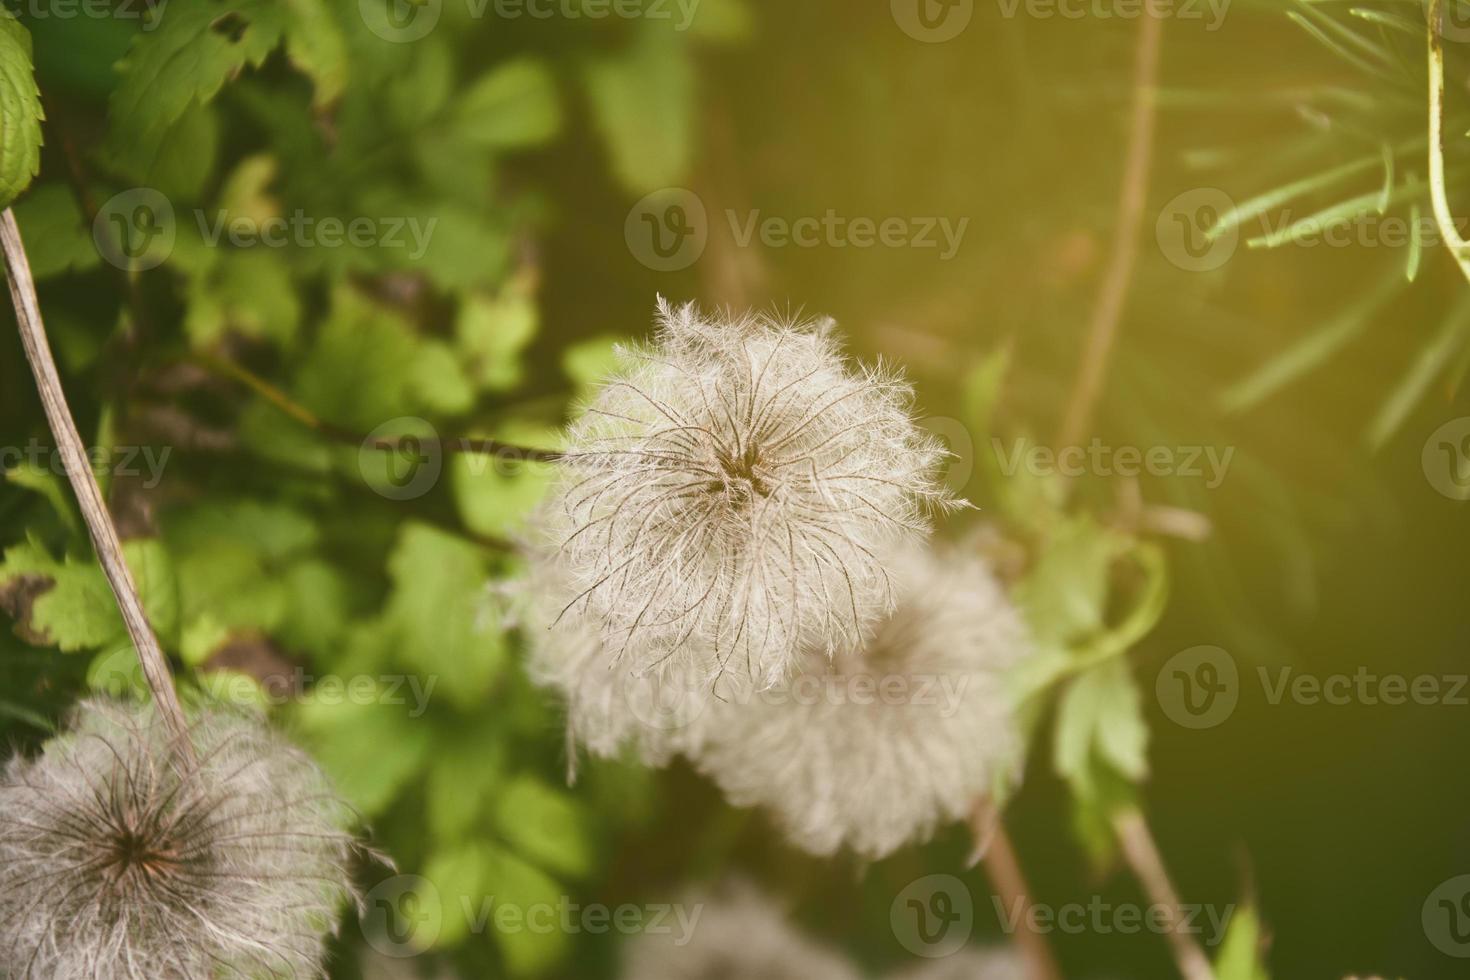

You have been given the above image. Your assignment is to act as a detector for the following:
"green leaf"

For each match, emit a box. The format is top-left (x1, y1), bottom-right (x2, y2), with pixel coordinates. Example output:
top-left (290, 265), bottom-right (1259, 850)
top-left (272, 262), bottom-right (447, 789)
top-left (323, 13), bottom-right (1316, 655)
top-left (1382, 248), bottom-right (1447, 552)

top-left (562, 334), bottom-right (624, 388)
top-left (1214, 903), bottom-right (1271, 980)
top-left (494, 775), bottom-right (593, 879)
top-left (183, 247), bottom-right (302, 349)
top-left (277, 559), bottom-right (351, 663)
top-left (385, 523), bottom-right (506, 710)
top-left (294, 285), bottom-right (420, 429)
top-left (88, 642), bottom-right (148, 698)
top-left (294, 683), bottom-right (433, 816)
top-left (452, 58), bottom-right (562, 150)
top-left (421, 841), bottom-right (490, 949)
top-left (0, 13), bottom-right (42, 208)
top-left (142, 100), bottom-right (221, 201)
top-left (108, 0), bottom-right (287, 174)
top-left (410, 340), bottom-right (477, 415)
top-left (164, 500), bottom-right (315, 632)
top-left (457, 290), bottom-right (539, 392)
top-left (478, 845), bottom-right (571, 974)
top-left (0, 538), bottom-right (178, 652)
top-left (583, 28), bottom-right (694, 194)
top-left (1053, 657), bottom-right (1149, 800)
top-left (428, 736), bottom-right (507, 843)
top-left (3, 460), bottom-right (80, 536)
top-left (453, 422), bottom-right (559, 538)
top-left (1014, 515), bottom-right (1126, 648)
top-left (10, 185), bottom-right (99, 279)
top-left (283, 0), bottom-right (347, 109)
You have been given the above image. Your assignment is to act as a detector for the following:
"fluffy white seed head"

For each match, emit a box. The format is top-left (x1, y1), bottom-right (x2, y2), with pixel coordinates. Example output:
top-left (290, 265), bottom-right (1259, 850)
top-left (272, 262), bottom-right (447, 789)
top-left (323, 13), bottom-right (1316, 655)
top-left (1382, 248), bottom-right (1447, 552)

top-left (0, 697), bottom-right (360, 979)
top-left (887, 947), bottom-right (1026, 980)
top-left (619, 880), bottom-right (861, 980)
top-left (690, 544), bottom-right (1028, 860)
top-left (521, 553), bottom-right (726, 769)
top-left (540, 298), bottom-right (961, 689)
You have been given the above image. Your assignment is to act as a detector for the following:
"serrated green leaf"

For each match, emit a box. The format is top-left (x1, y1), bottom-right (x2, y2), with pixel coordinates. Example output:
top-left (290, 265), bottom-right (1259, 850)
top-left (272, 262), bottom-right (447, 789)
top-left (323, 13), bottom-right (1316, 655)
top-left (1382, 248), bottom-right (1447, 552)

top-left (0, 538), bottom-right (177, 652)
top-left (108, 0), bottom-right (287, 174)
top-left (0, 13), bottom-right (42, 208)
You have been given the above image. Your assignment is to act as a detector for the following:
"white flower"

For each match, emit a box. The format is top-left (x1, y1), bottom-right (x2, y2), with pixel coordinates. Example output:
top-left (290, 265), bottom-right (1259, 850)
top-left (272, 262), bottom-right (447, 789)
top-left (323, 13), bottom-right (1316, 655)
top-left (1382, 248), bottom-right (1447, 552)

top-left (690, 544), bottom-right (1027, 860)
top-left (620, 880), bottom-right (861, 980)
top-left (886, 947), bottom-right (1026, 980)
top-left (540, 298), bottom-right (960, 689)
top-left (0, 698), bottom-right (360, 979)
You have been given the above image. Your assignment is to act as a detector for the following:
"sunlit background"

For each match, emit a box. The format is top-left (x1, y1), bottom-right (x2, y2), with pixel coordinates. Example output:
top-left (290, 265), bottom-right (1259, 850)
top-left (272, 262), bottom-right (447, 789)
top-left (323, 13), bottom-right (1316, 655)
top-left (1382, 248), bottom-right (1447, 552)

top-left (3, 0), bottom-right (1470, 977)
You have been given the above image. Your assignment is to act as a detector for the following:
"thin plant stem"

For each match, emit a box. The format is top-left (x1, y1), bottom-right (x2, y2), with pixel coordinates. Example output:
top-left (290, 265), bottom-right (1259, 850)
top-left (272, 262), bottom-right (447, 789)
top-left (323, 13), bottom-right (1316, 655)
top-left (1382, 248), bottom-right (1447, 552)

top-left (1112, 808), bottom-right (1215, 980)
top-left (1427, 0), bottom-right (1470, 284)
top-left (971, 802), bottom-right (1064, 980)
top-left (193, 352), bottom-right (565, 462)
top-left (1, 208), bottom-right (194, 758)
top-left (1056, 2), bottom-right (1164, 450)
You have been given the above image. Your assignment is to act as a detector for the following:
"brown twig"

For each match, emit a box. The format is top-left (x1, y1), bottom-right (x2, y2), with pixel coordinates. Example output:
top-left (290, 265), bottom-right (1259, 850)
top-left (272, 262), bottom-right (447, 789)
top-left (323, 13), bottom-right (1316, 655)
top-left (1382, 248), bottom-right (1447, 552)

top-left (193, 353), bottom-right (565, 462)
top-left (2, 208), bottom-right (194, 754)
top-left (971, 800), bottom-right (1064, 980)
top-left (1112, 808), bottom-right (1215, 980)
top-left (1056, 3), bottom-right (1164, 450)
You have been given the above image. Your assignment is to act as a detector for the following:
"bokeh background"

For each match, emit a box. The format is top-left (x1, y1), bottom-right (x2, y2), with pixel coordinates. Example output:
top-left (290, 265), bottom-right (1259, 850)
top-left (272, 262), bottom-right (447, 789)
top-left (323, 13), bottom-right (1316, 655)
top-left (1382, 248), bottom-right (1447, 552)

top-left (2, 0), bottom-right (1469, 977)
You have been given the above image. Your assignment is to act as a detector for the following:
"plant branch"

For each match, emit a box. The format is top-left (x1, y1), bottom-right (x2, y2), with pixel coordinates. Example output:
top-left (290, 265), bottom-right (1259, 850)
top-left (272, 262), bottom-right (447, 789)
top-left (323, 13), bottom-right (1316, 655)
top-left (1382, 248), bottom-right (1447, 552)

top-left (1428, 0), bottom-right (1470, 285)
top-left (971, 800), bottom-right (1063, 980)
top-left (1, 208), bottom-right (194, 755)
top-left (1056, 3), bottom-right (1164, 450)
top-left (1112, 808), bottom-right (1215, 980)
top-left (192, 353), bottom-right (565, 462)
